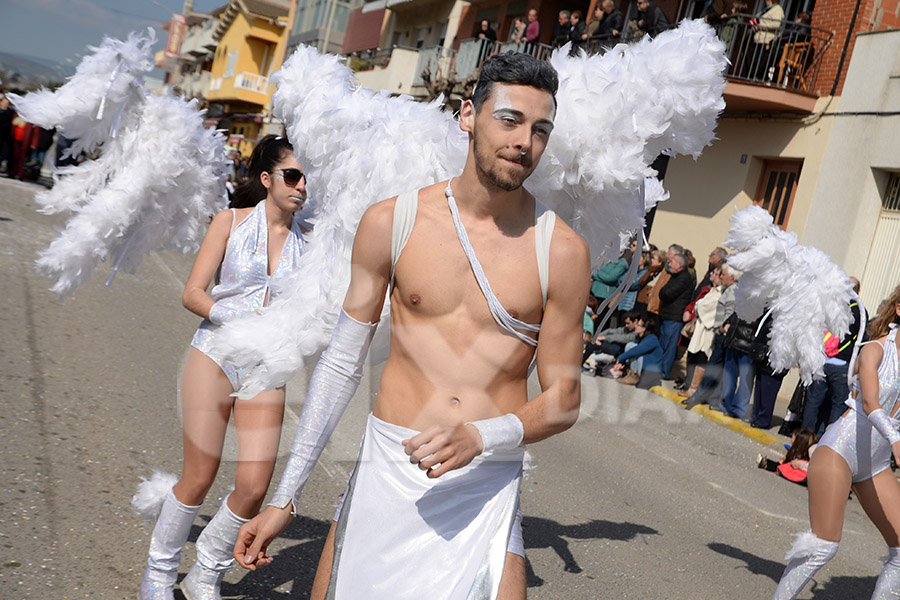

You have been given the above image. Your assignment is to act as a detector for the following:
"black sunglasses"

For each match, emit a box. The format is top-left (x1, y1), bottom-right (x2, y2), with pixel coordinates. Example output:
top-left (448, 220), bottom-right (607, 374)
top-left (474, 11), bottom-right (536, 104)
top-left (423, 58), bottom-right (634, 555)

top-left (275, 168), bottom-right (305, 187)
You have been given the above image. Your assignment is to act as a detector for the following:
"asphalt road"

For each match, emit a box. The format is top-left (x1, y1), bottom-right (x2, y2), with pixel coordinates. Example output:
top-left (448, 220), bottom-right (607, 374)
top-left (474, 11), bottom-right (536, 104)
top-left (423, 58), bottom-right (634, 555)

top-left (0, 177), bottom-right (891, 599)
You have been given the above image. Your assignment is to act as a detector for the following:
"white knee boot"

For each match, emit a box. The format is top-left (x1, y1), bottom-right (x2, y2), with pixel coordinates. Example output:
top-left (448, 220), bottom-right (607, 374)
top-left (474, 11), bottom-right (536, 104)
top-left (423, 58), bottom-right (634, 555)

top-left (772, 531), bottom-right (839, 600)
top-left (139, 489), bottom-right (202, 600)
top-left (181, 495), bottom-right (248, 600)
top-left (872, 547), bottom-right (900, 599)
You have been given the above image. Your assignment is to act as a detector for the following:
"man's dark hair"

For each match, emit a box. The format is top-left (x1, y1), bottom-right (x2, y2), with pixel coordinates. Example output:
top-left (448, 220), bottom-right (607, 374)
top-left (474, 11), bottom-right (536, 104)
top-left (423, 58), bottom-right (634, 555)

top-left (471, 53), bottom-right (559, 113)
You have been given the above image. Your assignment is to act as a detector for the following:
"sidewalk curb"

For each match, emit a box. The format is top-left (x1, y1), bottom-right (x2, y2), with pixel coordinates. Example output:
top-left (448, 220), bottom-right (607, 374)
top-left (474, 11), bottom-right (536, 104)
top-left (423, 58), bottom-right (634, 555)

top-left (650, 385), bottom-right (783, 448)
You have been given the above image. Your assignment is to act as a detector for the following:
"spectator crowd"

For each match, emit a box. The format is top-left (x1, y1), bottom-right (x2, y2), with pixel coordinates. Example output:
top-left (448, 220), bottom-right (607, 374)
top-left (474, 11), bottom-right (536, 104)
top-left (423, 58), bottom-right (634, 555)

top-left (583, 236), bottom-right (878, 440)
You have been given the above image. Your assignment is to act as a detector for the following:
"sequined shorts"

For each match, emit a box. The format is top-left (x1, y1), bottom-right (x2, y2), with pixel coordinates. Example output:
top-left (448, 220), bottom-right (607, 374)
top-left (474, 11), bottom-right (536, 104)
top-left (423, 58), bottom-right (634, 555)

top-left (819, 408), bottom-right (894, 483)
top-left (190, 321), bottom-right (245, 392)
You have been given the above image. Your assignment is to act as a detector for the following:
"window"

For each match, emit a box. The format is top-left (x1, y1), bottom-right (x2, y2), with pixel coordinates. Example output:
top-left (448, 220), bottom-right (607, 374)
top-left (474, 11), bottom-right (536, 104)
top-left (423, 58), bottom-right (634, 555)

top-left (883, 173), bottom-right (900, 211)
top-left (224, 50), bottom-right (238, 78)
top-left (754, 159), bottom-right (803, 229)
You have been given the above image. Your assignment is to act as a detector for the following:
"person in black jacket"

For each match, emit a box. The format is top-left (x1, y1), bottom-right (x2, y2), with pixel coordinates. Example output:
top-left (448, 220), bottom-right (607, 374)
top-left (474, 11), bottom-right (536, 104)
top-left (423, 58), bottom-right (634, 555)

top-left (636, 0), bottom-right (670, 37)
top-left (595, 0), bottom-right (624, 40)
top-left (746, 315), bottom-right (788, 428)
top-left (719, 312), bottom-right (758, 418)
top-left (801, 278), bottom-right (868, 436)
top-left (657, 253), bottom-right (693, 379)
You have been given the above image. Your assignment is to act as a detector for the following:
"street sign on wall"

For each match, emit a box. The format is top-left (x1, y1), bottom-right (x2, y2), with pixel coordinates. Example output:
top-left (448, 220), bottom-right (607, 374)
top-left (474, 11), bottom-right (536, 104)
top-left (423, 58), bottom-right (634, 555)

top-left (165, 14), bottom-right (187, 60)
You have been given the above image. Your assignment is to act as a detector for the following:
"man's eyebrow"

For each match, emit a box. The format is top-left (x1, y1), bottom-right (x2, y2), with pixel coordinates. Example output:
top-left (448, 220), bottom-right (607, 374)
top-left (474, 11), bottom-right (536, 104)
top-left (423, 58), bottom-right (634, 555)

top-left (492, 109), bottom-right (555, 127)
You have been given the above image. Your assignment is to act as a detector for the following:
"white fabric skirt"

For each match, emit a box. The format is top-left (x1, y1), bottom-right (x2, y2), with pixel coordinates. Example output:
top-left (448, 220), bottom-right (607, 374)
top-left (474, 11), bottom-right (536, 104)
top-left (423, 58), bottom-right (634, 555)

top-left (326, 414), bottom-right (524, 600)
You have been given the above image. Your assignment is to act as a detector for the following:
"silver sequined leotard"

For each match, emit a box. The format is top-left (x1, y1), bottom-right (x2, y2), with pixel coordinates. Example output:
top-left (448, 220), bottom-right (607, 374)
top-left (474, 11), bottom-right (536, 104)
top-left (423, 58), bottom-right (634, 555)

top-left (191, 199), bottom-right (306, 390)
top-left (819, 325), bottom-right (900, 482)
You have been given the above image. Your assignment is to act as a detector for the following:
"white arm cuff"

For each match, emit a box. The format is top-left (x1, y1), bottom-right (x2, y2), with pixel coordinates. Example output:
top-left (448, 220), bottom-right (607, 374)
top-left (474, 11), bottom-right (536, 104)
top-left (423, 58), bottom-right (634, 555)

top-left (868, 408), bottom-right (900, 446)
top-left (268, 309), bottom-right (377, 509)
top-left (468, 413), bottom-right (524, 452)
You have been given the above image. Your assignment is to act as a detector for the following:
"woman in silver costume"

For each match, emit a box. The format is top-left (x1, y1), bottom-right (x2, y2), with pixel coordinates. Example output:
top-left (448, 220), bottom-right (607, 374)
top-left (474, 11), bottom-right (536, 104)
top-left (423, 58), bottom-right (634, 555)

top-left (139, 135), bottom-right (308, 600)
top-left (773, 283), bottom-right (900, 599)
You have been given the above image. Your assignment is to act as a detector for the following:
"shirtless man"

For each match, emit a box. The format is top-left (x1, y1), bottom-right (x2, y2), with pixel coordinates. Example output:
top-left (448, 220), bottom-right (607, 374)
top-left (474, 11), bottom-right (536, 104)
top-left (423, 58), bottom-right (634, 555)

top-left (234, 52), bottom-right (591, 599)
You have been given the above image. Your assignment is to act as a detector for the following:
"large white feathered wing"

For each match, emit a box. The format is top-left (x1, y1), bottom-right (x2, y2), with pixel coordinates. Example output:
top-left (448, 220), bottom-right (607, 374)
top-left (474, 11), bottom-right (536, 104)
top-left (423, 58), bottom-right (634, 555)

top-left (213, 47), bottom-right (467, 398)
top-left (215, 20), bottom-right (726, 398)
top-left (528, 19), bottom-right (727, 261)
top-left (725, 205), bottom-right (854, 383)
top-left (10, 31), bottom-right (228, 297)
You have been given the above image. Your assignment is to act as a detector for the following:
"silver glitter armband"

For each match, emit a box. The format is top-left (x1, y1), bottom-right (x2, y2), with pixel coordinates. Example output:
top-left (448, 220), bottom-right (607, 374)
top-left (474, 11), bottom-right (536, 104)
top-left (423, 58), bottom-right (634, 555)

top-left (468, 413), bottom-right (524, 452)
top-left (269, 310), bottom-right (377, 510)
top-left (868, 408), bottom-right (900, 446)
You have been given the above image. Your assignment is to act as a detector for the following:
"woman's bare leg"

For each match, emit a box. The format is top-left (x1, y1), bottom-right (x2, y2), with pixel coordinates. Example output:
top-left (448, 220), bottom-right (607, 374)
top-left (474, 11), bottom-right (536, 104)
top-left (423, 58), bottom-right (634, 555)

top-left (172, 348), bottom-right (234, 506)
top-left (853, 469), bottom-right (900, 547)
top-left (772, 446), bottom-right (850, 599)
top-left (229, 387), bottom-right (285, 518)
top-left (853, 469), bottom-right (900, 596)
top-left (806, 446), bottom-right (853, 542)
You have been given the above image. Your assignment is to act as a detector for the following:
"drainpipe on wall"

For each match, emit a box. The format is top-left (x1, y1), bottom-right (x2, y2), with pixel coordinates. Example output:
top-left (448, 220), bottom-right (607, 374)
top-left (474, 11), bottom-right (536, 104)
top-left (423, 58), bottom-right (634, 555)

top-left (828, 0), bottom-right (863, 97)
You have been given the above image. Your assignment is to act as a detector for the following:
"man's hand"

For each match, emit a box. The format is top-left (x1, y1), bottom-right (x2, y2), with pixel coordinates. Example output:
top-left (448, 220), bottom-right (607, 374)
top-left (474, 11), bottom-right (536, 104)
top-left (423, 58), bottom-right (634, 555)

top-left (596, 335), bottom-right (606, 342)
top-left (233, 505), bottom-right (294, 570)
top-left (402, 423), bottom-right (483, 478)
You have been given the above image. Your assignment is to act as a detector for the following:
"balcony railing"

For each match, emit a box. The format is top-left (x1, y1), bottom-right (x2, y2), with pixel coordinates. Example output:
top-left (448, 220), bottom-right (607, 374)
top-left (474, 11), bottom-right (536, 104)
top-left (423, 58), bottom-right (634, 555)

top-left (362, 16), bottom-right (833, 99)
top-left (234, 72), bottom-right (269, 95)
top-left (712, 14), bottom-right (833, 93)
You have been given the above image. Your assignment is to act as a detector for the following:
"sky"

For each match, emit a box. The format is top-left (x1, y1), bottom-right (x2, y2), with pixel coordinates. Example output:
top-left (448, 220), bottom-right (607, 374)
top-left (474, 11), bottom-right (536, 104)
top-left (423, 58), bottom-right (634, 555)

top-left (0, 0), bottom-right (227, 65)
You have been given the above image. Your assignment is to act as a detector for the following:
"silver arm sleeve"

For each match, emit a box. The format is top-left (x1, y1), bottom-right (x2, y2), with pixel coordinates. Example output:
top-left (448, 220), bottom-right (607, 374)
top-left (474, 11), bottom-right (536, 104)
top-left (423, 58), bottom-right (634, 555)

top-left (868, 408), bottom-right (900, 446)
top-left (269, 309), bottom-right (377, 510)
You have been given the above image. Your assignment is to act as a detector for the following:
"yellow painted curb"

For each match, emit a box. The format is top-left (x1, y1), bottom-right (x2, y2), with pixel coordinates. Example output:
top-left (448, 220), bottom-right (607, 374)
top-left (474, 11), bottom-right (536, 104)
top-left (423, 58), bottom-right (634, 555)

top-left (650, 385), bottom-right (781, 447)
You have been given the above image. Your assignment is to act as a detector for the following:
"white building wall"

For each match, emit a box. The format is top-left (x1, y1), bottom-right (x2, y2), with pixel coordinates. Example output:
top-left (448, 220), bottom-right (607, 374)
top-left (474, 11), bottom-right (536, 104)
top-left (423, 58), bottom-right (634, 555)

top-left (801, 29), bottom-right (900, 308)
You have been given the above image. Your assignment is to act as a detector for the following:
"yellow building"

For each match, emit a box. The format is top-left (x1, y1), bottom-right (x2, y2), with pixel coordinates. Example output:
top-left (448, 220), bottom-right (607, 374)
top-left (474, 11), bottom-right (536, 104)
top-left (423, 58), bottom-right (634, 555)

top-left (207, 0), bottom-right (293, 156)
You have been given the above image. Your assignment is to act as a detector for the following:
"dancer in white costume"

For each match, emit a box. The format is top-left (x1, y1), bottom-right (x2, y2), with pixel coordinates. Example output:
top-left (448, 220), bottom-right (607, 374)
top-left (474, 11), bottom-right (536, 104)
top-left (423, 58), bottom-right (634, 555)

top-left (234, 53), bottom-right (591, 600)
top-left (136, 136), bottom-right (308, 600)
top-left (771, 283), bottom-right (900, 599)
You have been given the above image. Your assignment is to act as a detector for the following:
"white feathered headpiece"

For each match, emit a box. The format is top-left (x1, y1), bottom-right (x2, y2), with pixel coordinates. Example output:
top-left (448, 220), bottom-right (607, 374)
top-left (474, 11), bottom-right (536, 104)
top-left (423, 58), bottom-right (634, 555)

top-left (10, 29), bottom-right (229, 297)
top-left (725, 205), bottom-right (854, 383)
top-left (214, 19), bottom-right (728, 398)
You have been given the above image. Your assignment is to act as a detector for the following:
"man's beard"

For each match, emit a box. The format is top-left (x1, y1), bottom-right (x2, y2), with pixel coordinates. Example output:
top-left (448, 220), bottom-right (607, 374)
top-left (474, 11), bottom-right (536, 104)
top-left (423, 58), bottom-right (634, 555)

top-left (473, 135), bottom-right (532, 192)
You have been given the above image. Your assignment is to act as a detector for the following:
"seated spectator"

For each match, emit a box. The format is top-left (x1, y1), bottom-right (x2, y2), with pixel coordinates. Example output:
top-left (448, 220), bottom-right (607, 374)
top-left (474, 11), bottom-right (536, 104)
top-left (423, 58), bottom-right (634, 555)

top-left (636, 0), bottom-right (670, 37)
top-left (508, 16), bottom-right (526, 43)
top-left (584, 309), bottom-right (640, 370)
top-left (784, 11), bottom-right (811, 43)
top-left (757, 428), bottom-right (818, 485)
top-left (608, 313), bottom-right (663, 389)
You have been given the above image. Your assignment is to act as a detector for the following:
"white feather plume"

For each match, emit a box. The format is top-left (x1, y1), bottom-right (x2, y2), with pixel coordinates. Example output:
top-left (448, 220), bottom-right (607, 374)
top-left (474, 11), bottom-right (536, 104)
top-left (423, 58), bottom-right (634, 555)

top-left (10, 29), bottom-right (156, 163)
top-left (214, 20), bottom-right (726, 397)
top-left (11, 32), bottom-right (228, 297)
top-left (725, 205), bottom-right (853, 383)
top-left (131, 470), bottom-right (178, 522)
top-left (784, 530), bottom-right (819, 561)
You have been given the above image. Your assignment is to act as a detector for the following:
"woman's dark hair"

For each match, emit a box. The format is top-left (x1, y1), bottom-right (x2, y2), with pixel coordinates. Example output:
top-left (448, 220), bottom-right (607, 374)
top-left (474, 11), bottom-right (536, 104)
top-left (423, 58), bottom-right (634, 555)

top-left (471, 52), bottom-right (559, 112)
top-left (785, 428), bottom-right (818, 462)
top-left (229, 135), bottom-right (294, 208)
top-left (636, 313), bottom-right (657, 336)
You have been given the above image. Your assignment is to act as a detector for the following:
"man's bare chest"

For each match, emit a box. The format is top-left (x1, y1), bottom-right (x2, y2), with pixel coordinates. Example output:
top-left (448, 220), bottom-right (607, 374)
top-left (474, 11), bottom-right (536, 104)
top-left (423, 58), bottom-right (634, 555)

top-left (393, 212), bottom-right (543, 325)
